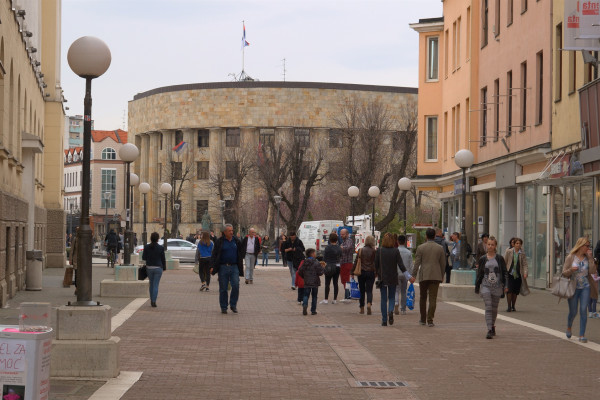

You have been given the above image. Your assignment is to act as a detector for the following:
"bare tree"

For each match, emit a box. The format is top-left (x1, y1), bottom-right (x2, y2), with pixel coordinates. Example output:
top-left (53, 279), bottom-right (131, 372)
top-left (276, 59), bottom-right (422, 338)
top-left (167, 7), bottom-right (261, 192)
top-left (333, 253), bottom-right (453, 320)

top-left (256, 131), bottom-right (328, 231)
top-left (158, 146), bottom-right (196, 237)
top-left (209, 145), bottom-right (256, 231)
top-left (332, 96), bottom-right (418, 231)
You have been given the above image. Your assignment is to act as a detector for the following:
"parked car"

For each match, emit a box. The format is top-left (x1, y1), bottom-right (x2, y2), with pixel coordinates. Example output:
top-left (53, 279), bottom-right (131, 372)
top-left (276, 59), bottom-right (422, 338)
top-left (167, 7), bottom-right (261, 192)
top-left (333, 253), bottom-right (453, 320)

top-left (135, 239), bottom-right (197, 263)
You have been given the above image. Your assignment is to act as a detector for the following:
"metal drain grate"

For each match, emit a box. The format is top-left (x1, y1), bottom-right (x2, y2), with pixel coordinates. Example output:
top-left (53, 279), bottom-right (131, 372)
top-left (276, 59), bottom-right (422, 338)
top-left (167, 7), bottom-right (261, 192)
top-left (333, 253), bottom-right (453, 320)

top-left (357, 381), bottom-right (406, 388)
top-left (313, 324), bottom-right (342, 328)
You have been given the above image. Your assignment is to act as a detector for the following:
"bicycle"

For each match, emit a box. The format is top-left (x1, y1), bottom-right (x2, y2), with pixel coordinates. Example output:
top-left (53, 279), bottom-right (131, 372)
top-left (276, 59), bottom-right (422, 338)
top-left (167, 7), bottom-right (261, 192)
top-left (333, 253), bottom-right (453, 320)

top-left (106, 246), bottom-right (117, 268)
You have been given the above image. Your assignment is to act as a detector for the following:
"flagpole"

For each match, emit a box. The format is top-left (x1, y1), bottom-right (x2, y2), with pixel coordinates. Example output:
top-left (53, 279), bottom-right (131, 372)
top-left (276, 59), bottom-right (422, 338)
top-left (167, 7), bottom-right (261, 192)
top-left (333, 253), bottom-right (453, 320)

top-left (242, 20), bottom-right (245, 74)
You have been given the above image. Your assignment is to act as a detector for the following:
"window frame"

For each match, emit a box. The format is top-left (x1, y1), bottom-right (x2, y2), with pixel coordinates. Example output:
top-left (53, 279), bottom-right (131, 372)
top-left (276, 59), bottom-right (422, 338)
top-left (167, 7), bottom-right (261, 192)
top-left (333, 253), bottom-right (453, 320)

top-left (226, 161), bottom-right (240, 179)
top-left (196, 161), bottom-right (209, 180)
top-left (259, 128), bottom-right (275, 147)
top-left (426, 36), bottom-right (440, 81)
top-left (294, 128), bottom-right (310, 147)
top-left (425, 116), bottom-right (438, 161)
top-left (226, 128), bottom-right (241, 147)
top-left (197, 129), bottom-right (209, 147)
top-left (101, 147), bottom-right (116, 160)
top-left (100, 168), bottom-right (116, 209)
top-left (195, 200), bottom-right (209, 223)
top-left (481, 86), bottom-right (488, 146)
top-left (328, 129), bottom-right (343, 148)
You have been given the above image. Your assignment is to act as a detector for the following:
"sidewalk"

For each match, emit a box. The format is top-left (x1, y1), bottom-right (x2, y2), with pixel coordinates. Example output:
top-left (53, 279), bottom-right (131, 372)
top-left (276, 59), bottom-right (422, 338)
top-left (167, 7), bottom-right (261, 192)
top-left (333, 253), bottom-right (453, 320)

top-left (2, 264), bottom-right (599, 399)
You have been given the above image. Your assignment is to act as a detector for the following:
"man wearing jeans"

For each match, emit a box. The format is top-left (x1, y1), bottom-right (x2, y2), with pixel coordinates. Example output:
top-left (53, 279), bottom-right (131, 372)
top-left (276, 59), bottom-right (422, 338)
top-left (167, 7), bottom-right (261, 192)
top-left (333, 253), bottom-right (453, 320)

top-left (210, 224), bottom-right (244, 314)
top-left (242, 228), bottom-right (260, 284)
top-left (283, 231), bottom-right (305, 290)
top-left (412, 228), bottom-right (447, 327)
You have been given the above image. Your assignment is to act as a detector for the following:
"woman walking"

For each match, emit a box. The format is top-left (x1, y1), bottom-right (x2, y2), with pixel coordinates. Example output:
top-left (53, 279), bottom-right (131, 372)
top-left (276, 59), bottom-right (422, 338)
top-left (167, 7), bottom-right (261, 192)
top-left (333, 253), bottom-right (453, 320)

top-left (475, 236), bottom-right (507, 339)
top-left (563, 237), bottom-right (597, 343)
top-left (375, 233), bottom-right (409, 326)
top-left (142, 232), bottom-right (166, 307)
top-left (321, 232), bottom-right (342, 304)
top-left (352, 235), bottom-right (377, 315)
top-left (197, 231), bottom-right (214, 291)
top-left (261, 235), bottom-right (271, 266)
top-left (503, 237), bottom-right (528, 312)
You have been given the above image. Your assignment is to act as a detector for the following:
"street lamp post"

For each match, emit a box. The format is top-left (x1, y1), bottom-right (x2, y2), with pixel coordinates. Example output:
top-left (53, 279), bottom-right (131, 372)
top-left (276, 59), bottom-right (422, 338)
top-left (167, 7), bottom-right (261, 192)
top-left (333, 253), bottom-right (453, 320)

top-left (347, 186), bottom-right (359, 241)
top-left (397, 178), bottom-right (412, 236)
top-left (103, 191), bottom-right (111, 238)
top-left (174, 203), bottom-right (180, 239)
top-left (455, 149), bottom-right (474, 270)
top-left (67, 36), bottom-right (111, 305)
top-left (119, 143), bottom-right (139, 266)
top-left (159, 183), bottom-right (172, 251)
top-left (138, 182), bottom-right (150, 246)
top-left (368, 186), bottom-right (380, 236)
top-left (218, 200), bottom-right (226, 228)
top-left (273, 195), bottom-right (282, 239)
top-left (129, 173), bottom-right (139, 246)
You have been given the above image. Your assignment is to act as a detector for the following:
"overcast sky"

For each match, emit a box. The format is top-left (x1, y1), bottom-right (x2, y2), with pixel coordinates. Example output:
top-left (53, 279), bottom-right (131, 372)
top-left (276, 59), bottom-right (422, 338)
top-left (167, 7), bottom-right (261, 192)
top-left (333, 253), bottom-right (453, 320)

top-left (61, 0), bottom-right (443, 130)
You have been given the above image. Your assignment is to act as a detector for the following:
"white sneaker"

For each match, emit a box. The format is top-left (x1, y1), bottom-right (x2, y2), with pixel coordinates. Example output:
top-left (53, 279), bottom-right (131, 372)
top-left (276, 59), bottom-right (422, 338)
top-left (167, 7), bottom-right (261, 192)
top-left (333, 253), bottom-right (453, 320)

top-left (319, 299), bottom-right (328, 304)
top-left (589, 312), bottom-right (594, 318)
top-left (332, 300), bottom-right (337, 304)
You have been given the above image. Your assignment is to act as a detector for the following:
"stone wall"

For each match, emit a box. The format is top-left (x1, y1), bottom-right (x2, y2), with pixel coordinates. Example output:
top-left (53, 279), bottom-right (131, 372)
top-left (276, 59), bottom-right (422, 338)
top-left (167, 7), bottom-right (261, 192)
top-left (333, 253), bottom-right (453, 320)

top-left (0, 191), bottom-right (28, 306)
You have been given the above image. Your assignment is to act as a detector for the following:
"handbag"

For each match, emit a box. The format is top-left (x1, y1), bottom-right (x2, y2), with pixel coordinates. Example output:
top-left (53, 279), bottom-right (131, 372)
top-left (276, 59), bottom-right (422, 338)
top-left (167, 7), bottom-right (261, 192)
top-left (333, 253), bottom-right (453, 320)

top-left (519, 279), bottom-right (530, 296)
top-left (138, 265), bottom-right (148, 281)
top-left (193, 262), bottom-right (200, 274)
top-left (550, 274), bottom-right (575, 299)
top-left (406, 283), bottom-right (415, 310)
top-left (354, 249), bottom-right (362, 276)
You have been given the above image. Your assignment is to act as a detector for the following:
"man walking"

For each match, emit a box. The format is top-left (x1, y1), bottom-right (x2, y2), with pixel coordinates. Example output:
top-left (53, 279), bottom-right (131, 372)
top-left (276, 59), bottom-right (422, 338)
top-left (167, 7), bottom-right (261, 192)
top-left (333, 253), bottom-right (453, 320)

top-left (242, 228), bottom-right (260, 284)
top-left (412, 228), bottom-right (447, 327)
top-left (283, 231), bottom-right (305, 290)
top-left (339, 228), bottom-right (354, 302)
top-left (210, 224), bottom-right (244, 314)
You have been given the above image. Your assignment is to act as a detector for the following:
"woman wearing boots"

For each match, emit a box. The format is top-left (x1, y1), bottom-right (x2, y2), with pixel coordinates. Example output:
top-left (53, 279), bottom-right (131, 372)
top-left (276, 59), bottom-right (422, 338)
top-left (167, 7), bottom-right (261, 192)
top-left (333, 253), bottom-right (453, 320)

top-left (352, 235), bottom-right (377, 315)
top-left (503, 237), bottom-right (528, 312)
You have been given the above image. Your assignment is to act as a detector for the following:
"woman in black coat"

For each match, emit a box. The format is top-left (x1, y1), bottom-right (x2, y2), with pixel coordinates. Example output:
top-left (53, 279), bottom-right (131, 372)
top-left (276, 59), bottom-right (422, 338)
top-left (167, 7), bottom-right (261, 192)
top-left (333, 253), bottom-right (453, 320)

top-left (142, 232), bottom-right (166, 308)
top-left (375, 233), bottom-right (408, 327)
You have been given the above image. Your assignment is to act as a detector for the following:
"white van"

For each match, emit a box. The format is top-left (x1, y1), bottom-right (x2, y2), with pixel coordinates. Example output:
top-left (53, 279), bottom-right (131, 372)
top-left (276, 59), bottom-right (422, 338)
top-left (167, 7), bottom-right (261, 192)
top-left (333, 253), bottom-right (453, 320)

top-left (297, 220), bottom-right (345, 255)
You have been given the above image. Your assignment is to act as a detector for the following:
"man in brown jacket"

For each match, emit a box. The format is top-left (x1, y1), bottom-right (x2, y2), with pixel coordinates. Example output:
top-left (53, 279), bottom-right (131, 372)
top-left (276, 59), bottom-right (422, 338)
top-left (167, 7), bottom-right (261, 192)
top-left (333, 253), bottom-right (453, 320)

top-left (412, 228), bottom-right (447, 327)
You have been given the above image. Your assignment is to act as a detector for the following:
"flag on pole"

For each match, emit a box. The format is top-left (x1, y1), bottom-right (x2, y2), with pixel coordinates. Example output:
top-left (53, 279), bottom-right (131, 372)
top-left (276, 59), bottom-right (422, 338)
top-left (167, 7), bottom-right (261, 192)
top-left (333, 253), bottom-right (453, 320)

top-left (242, 22), bottom-right (250, 48)
top-left (172, 141), bottom-right (187, 153)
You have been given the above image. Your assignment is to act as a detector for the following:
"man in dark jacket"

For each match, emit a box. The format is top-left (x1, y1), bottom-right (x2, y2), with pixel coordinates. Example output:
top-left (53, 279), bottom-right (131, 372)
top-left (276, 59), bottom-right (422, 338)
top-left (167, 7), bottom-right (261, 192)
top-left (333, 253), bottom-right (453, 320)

top-left (210, 224), bottom-right (244, 314)
top-left (282, 231), bottom-right (305, 290)
top-left (242, 228), bottom-right (261, 284)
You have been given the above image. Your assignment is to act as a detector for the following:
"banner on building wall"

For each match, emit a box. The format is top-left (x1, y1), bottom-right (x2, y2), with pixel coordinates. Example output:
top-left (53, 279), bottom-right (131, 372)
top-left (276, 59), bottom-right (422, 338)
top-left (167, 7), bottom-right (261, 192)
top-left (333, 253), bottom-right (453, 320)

top-left (565, 0), bottom-right (600, 49)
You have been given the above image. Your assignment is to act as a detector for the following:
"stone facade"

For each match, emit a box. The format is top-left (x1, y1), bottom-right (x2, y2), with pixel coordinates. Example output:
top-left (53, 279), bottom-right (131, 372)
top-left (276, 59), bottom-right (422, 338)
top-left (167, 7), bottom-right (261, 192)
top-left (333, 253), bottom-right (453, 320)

top-left (128, 82), bottom-right (417, 236)
top-left (0, 1), bottom-right (66, 305)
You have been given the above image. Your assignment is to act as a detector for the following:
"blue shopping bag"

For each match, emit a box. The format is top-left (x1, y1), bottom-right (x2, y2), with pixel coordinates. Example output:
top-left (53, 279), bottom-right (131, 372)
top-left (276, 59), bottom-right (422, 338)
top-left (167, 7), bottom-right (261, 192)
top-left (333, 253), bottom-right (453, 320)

top-left (350, 278), bottom-right (360, 299)
top-left (406, 283), bottom-right (415, 310)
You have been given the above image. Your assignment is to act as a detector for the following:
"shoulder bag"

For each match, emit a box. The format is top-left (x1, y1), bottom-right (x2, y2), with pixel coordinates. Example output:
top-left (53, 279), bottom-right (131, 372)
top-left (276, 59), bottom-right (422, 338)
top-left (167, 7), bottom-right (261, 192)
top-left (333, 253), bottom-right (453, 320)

top-left (550, 274), bottom-right (575, 299)
top-left (354, 249), bottom-right (362, 276)
top-left (138, 265), bottom-right (148, 281)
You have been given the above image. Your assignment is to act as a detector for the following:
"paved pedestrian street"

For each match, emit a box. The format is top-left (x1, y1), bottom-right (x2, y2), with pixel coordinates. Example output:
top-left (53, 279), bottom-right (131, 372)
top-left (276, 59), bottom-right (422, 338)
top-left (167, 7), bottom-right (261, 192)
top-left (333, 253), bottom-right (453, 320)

top-left (2, 264), bottom-right (600, 399)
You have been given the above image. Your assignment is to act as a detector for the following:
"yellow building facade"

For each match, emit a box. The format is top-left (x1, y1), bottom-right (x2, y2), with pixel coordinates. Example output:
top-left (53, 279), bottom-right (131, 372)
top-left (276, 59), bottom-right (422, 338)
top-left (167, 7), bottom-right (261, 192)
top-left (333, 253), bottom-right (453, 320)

top-left (0, 0), bottom-right (66, 306)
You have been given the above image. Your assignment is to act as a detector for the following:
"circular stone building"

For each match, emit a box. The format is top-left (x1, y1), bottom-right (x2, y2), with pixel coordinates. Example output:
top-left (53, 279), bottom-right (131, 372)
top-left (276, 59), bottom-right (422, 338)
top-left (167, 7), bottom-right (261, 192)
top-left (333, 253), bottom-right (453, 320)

top-left (128, 81), bottom-right (417, 237)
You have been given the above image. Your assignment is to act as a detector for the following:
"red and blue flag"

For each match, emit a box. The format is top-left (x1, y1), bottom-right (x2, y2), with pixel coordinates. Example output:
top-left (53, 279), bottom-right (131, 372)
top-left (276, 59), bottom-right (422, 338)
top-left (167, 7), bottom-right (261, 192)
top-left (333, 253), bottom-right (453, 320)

top-left (172, 141), bottom-right (186, 153)
top-left (242, 22), bottom-right (250, 48)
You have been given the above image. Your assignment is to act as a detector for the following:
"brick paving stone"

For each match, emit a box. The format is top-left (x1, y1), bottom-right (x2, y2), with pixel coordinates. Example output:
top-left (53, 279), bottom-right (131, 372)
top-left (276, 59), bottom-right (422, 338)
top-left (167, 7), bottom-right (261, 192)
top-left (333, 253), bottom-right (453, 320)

top-left (2, 263), bottom-right (600, 399)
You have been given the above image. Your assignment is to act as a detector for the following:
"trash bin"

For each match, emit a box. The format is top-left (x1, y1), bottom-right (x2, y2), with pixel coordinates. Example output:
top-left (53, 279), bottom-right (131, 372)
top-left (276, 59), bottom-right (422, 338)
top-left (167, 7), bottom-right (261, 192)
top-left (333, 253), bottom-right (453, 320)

top-left (25, 250), bottom-right (43, 291)
top-left (0, 303), bottom-right (52, 400)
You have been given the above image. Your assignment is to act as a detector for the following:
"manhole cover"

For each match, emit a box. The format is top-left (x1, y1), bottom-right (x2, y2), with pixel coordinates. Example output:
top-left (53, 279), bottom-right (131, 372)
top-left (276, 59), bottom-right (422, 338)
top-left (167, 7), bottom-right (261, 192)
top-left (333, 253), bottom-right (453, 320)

top-left (357, 381), bottom-right (407, 387)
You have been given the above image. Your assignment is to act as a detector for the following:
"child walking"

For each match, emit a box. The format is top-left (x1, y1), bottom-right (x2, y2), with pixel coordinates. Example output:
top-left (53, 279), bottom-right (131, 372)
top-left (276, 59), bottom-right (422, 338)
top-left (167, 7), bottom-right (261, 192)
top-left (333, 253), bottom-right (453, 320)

top-left (298, 249), bottom-right (325, 315)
